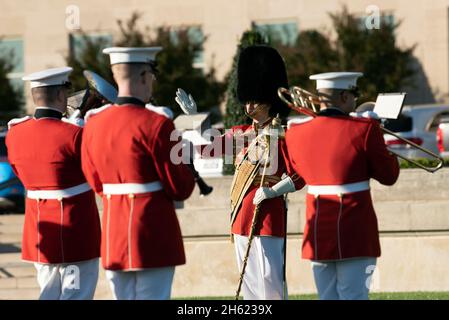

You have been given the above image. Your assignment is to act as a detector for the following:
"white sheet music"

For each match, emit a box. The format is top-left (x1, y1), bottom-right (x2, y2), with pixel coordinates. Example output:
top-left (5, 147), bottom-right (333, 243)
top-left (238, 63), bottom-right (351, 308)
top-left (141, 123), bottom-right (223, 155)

top-left (373, 93), bottom-right (407, 119)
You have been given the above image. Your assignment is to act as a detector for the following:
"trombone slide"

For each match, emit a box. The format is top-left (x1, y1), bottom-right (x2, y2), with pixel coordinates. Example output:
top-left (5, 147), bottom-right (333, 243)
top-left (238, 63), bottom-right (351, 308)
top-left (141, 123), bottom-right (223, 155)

top-left (277, 86), bottom-right (444, 173)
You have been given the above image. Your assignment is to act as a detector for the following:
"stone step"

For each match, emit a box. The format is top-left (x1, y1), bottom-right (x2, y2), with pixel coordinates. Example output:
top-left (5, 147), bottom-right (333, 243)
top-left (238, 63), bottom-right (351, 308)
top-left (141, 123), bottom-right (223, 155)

top-left (0, 214), bottom-right (24, 224)
top-left (2, 199), bottom-right (449, 240)
top-left (177, 200), bottom-right (449, 236)
top-left (0, 275), bottom-right (37, 289)
top-left (0, 288), bottom-right (38, 300)
top-left (0, 223), bottom-right (24, 233)
top-left (0, 264), bottom-right (35, 278)
top-left (0, 234), bottom-right (22, 244)
top-left (177, 205), bottom-right (302, 236)
top-left (0, 253), bottom-right (22, 264)
top-left (2, 234), bottom-right (449, 298)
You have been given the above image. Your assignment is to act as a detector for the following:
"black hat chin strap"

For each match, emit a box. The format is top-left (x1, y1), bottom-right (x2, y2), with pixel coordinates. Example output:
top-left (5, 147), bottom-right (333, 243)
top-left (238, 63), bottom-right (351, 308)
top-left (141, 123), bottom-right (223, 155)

top-left (245, 103), bottom-right (270, 119)
top-left (252, 116), bottom-right (272, 132)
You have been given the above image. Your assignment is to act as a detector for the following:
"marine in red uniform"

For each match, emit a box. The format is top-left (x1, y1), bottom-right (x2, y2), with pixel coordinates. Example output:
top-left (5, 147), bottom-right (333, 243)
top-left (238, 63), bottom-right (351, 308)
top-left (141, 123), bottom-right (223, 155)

top-left (6, 67), bottom-right (101, 300)
top-left (213, 46), bottom-right (305, 299)
top-left (284, 72), bottom-right (400, 300)
top-left (81, 47), bottom-right (195, 300)
top-left (176, 46), bottom-right (304, 300)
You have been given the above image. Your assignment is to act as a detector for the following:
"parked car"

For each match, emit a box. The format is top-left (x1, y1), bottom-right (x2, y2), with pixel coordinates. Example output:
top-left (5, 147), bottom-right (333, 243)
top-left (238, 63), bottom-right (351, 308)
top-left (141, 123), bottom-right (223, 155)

top-left (383, 104), bottom-right (449, 160)
top-left (437, 115), bottom-right (449, 158)
top-left (0, 130), bottom-right (25, 213)
top-left (288, 104), bottom-right (449, 160)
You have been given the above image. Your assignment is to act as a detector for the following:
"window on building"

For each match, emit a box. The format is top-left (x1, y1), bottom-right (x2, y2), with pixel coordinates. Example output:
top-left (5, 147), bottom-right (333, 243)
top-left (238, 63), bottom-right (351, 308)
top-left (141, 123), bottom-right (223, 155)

top-left (188, 26), bottom-right (205, 69)
top-left (253, 20), bottom-right (298, 46)
top-left (69, 33), bottom-right (113, 61)
top-left (0, 38), bottom-right (25, 96)
top-left (170, 26), bottom-right (205, 70)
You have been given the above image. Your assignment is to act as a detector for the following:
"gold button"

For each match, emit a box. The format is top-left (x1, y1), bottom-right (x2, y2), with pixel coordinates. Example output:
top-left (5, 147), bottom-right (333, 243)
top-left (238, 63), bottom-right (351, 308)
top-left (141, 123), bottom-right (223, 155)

top-left (128, 194), bottom-right (135, 199)
top-left (106, 194), bottom-right (111, 199)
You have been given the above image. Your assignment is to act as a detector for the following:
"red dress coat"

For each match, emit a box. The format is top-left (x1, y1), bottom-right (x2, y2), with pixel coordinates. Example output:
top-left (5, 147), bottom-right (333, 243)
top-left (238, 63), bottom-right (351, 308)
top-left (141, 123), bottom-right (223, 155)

top-left (6, 113), bottom-right (101, 264)
top-left (215, 124), bottom-right (305, 237)
top-left (81, 101), bottom-right (195, 271)
top-left (285, 110), bottom-right (400, 261)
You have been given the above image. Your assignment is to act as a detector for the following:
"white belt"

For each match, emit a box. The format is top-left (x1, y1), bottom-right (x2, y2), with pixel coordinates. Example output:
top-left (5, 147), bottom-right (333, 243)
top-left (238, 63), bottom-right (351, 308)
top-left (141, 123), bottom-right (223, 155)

top-left (103, 181), bottom-right (163, 195)
top-left (308, 180), bottom-right (370, 196)
top-left (27, 182), bottom-right (91, 200)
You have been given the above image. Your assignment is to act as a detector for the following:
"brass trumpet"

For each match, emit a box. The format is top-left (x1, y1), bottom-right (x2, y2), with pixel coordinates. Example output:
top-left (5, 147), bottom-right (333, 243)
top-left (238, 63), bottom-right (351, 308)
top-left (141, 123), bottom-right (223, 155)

top-left (278, 86), bottom-right (444, 173)
top-left (67, 70), bottom-right (118, 118)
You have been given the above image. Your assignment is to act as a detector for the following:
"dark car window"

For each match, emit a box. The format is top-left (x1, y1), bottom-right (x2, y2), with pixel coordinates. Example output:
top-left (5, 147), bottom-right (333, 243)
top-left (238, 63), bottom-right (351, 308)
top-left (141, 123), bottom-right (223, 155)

top-left (383, 115), bottom-right (413, 132)
top-left (428, 112), bottom-right (449, 132)
top-left (0, 137), bottom-right (7, 156)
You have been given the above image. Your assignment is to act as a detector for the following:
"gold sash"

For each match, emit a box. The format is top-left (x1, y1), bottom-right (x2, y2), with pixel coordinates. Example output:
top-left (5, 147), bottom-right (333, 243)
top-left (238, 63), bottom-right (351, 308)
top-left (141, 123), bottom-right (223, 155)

top-left (229, 136), bottom-right (269, 225)
top-left (230, 159), bottom-right (260, 225)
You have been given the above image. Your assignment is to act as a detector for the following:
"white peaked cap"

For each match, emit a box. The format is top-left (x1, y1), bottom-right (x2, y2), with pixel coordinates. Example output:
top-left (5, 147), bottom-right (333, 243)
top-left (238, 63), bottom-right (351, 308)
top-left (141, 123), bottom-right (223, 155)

top-left (103, 47), bottom-right (163, 65)
top-left (22, 67), bottom-right (73, 89)
top-left (310, 72), bottom-right (363, 90)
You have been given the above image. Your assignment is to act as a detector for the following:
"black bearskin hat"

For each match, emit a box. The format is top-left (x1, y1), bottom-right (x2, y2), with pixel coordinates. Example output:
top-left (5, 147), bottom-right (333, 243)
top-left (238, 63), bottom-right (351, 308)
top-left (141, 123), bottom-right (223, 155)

top-left (237, 45), bottom-right (290, 118)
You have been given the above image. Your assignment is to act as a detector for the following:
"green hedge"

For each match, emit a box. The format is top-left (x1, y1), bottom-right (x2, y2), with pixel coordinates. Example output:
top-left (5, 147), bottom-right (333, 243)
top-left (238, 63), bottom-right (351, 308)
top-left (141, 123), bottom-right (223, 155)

top-left (222, 158), bottom-right (449, 175)
top-left (399, 158), bottom-right (449, 170)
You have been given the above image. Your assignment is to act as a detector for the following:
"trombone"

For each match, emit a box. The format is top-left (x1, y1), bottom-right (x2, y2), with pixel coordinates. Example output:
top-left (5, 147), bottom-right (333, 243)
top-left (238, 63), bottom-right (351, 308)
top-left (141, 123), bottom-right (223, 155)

top-left (278, 86), bottom-right (444, 173)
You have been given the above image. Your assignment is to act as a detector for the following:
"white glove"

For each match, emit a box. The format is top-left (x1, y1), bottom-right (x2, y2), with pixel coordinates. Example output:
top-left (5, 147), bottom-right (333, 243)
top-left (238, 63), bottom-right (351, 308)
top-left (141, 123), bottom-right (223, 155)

top-left (350, 110), bottom-right (380, 120)
top-left (62, 116), bottom-right (84, 127)
top-left (63, 109), bottom-right (84, 127)
top-left (253, 176), bottom-right (296, 205)
top-left (68, 109), bottom-right (81, 121)
top-left (175, 88), bottom-right (197, 115)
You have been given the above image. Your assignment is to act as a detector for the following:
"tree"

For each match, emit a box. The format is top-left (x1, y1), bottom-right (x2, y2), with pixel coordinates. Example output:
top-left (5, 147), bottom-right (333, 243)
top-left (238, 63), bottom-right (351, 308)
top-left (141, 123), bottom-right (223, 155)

top-left (116, 12), bottom-right (225, 120)
top-left (330, 7), bottom-right (416, 102)
top-left (276, 30), bottom-right (338, 93)
top-left (223, 29), bottom-right (269, 128)
top-left (0, 50), bottom-right (23, 124)
top-left (65, 33), bottom-right (114, 92)
top-left (273, 6), bottom-right (416, 104)
top-left (67, 12), bottom-right (225, 121)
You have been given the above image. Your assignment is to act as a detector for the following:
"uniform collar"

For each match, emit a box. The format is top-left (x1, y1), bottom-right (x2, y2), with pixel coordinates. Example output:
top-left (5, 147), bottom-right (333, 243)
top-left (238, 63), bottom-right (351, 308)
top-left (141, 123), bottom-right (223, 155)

top-left (318, 107), bottom-right (348, 117)
top-left (34, 107), bottom-right (63, 120)
top-left (115, 96), bottom-right (146, 107)
top-left (252, 117), bottom-right (272, 131)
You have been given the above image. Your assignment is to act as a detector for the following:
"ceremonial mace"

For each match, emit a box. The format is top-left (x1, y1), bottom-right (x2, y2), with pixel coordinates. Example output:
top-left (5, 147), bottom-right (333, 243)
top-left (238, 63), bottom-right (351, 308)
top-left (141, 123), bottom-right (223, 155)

top-left (282, 193), bottom-right (288, 300)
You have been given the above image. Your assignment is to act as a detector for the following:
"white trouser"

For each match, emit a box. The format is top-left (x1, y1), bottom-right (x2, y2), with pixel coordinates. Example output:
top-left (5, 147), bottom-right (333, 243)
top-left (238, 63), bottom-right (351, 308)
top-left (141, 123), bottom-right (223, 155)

top-left (34, 258), bottom-right (99, 300)
top-left (234, 234), bottom-right (286, 300)
top-left (311, 257), bottom-right (377, 300)
top-left (105, 267), bottom-right (175, 300)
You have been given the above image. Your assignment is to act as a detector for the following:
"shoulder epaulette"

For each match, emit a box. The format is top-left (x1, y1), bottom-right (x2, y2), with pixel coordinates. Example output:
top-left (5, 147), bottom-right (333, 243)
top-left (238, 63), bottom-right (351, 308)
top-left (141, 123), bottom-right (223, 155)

top-left (84, 104), bottom-right (113, 122)
top-left (145, 105), bottom-right (174, 120)
top-left (7, 116), bottom-right (32, 129)
top-left (287, 116), bottom-right (314, 129)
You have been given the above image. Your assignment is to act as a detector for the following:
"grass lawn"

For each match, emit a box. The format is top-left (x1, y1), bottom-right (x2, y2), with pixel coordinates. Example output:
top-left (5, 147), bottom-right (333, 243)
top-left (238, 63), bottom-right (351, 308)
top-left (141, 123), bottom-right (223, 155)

top-left (179, 292), bottom-right (449, 300)
top-left (290, 292), bottom-right (449, 300)
top-left (369, 292), bottom-right (449, 300)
